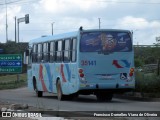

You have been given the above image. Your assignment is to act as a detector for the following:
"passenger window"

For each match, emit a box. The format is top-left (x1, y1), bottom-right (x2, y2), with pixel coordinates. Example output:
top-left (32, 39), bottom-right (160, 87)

top-left (64, 39), bottom-right (70, 62)
top-left (32, 44), bottom-right (37, 63)
top-left (56, 40), bottom-right (62, 62)
top-left (43, 43), bottom-right (49, 62)
top-left (37, 44), bottom-right (42, 62)
top-left (50, 41), bottom-right (55, 62)
top-left (71, 38), bottom-right (77, 62)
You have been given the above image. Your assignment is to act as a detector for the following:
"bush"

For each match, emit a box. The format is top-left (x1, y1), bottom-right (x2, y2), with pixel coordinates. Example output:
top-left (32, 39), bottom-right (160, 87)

top-left (135, 71), bottom-right (160, 96)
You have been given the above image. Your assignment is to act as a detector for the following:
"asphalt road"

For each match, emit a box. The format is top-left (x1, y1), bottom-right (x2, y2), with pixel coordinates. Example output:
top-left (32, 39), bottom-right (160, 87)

top-left (0, 87), bottom-right (160, 112)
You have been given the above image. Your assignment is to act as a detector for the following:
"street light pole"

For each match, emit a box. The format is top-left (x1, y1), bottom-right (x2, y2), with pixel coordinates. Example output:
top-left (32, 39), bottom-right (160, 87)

top-left (98, 18), bottom-right (101, 29)
top-left (17, 20), bottom-right (19, 43)
top-left (15, 16), bottom-right (16, 43)
top-left (51, 22), bottom-right (55, 35)
top-left (5, 0), bottom-right (8, 43)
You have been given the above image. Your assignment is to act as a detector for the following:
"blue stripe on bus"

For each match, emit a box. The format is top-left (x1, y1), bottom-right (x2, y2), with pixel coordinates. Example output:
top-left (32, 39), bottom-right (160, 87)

top-left (65, 64), bottom-right (71, 82)
top-left (45, 64), bottom-right (53, 92)
top-left (121, 60), bottom-right (131, 68)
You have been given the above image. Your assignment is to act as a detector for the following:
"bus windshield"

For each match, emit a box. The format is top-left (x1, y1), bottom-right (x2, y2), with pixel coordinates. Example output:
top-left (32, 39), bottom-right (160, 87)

top-left (80, 31), bottom-right (132, 52)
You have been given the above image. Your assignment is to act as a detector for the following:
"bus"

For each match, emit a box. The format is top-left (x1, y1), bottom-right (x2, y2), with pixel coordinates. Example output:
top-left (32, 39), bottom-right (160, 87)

top-left (25, 28), bottom-right (135, 101)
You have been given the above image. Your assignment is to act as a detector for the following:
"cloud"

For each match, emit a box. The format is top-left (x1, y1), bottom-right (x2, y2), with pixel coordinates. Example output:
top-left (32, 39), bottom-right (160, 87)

top-left (0, 9), bottom-right (6, 31)
top-left (117, 16), bottom-right (160, 30)
top-left (0, 0), bottom-right (159, 45)
top-left (39, 0), bottom-right (66, 13)
top-left (116, 16), bottom-right (148, 29)
top-left (113, 16), bottom-right (160, 45)
top-left (0, 5), bottom-right (21, 41)
top-left (150, 21), bottom-right (160, 29)
top-left (8, 6), bottom-right (21, 22)
top-left (38, 0), bottom-right (108, 14)
top-left (0, 5), bottom-right (21, 24)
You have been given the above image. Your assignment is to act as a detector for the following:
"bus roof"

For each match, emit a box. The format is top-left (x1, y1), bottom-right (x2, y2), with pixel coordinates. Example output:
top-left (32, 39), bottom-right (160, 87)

top-left (29, 31), bottom-right (79, 46)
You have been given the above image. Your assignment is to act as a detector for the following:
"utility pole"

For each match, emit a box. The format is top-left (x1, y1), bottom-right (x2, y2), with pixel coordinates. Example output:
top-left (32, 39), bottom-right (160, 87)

top-left (17, 20), bottom-right (19, 43)
top-left (51, 22), bottom-right (55, 35)
top-left (5, 0), bottom-right (8, 43)
top-left (15, 16), bottom-right (17, 43)
top-left (98, 18), bottom-right (101, 29)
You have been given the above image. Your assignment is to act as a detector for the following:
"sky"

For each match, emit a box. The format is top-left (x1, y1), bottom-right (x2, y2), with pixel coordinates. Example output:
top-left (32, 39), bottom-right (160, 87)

top-left (0, 0), bottom-right (160, 45)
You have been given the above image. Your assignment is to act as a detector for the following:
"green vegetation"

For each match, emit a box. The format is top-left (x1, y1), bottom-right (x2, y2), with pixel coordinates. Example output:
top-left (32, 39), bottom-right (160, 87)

top-left (0, 74), bottom-right (27, 90)
top-left (0, 41), bottom-right (28, 73)
top-left (134, 46), bottom-right (160, 67)
top-left (0, 41), bottom-right (28, 54)
top-left (135, 72), bottom-right (160, 98)
top-left (0, 41), bottom-right (28, 90)
top-left (134, 46), bottom-right (160, 98)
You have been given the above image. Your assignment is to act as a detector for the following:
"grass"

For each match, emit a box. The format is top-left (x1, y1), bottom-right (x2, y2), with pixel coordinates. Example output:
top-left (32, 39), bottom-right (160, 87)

top-left (0, 73), bottom-right (27, 90)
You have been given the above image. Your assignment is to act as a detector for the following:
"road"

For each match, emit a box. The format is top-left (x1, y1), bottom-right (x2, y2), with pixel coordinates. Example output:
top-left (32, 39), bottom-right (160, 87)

top-left (0, 87), bottom-right (160, 112)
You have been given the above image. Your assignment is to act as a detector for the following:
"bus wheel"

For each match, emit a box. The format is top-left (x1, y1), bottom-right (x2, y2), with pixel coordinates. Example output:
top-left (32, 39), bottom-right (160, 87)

top-left (105, 93), bottom-right (113, 101)
top-left (36, 90), bottom-right (43, 97)
top-left (56, 80), bottom-right (64, 101)
top-left (34, 79), bottom-right (43, 97)
top-left (36, 91), bottom-right (43, 97)
top-left (96, 92), bottom-right (113, 102)
top-left (65, 93), bottom-right (79, 100)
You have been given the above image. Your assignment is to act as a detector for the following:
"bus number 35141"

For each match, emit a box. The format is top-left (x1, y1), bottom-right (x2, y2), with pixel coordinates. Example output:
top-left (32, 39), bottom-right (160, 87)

top-left (81, 60), bottom-right (96, 66)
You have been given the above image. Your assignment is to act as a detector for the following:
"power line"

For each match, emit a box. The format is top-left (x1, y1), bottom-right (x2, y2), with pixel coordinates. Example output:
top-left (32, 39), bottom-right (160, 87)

top-left (7, 0), bottom-right (29, 4)
top-left (95, 0), bottom-right (160, 5)
top-left (1, 0), bottom-right (160, 6)
top-left (0, 0), bottom-right (23, 5)
top-left (0, 0), bottom-right (40, 5)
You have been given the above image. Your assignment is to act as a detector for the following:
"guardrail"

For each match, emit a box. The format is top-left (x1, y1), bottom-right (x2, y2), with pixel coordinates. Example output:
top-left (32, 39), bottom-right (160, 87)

top-left (134, 45), bottom-right (160, 47)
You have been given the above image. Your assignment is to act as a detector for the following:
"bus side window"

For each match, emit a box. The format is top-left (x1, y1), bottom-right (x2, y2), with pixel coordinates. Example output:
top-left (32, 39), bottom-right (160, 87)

top-left (43, 42), bottom-right (49, 62)
top-left (64, 39), bottom-right (70, 62)
top-left (71, 38), bottom-right (77, 62)
top-left (56, 40), bottom-right (62, 62)
top-left (32, 44), bottom-right (37, 63)
top-left (43, 43), bottom-right (46, 62)
top-left (50, 41), bottom-right (55, 62)
top-left (38, 43), bottom-right (43, 63)
top-left (48, 42), bottom-right (50, 62)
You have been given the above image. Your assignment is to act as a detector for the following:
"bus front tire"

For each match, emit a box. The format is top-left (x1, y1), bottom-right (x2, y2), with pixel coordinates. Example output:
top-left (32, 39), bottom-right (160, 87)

top-left (33, 79), bottom-right (43, 97)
